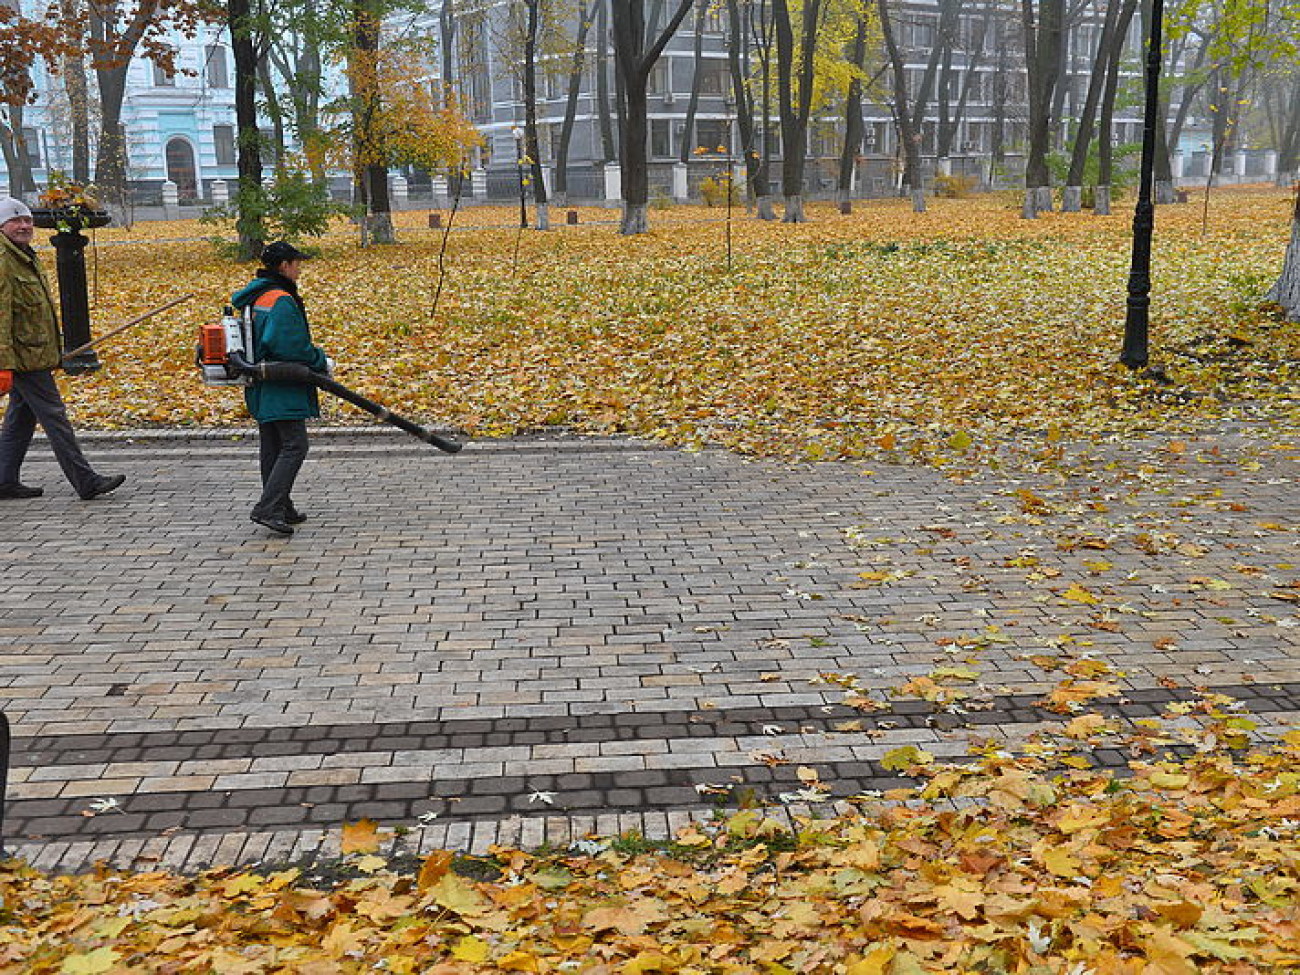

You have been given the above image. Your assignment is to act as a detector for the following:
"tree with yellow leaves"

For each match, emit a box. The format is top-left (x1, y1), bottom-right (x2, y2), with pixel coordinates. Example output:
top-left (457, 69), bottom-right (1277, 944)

top-left (336, 2), bottom-right (481, 246)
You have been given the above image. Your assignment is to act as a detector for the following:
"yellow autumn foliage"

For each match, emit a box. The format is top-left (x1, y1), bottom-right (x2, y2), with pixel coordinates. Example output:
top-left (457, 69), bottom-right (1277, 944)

top-left (51, 188), bottom-right (1297, 466)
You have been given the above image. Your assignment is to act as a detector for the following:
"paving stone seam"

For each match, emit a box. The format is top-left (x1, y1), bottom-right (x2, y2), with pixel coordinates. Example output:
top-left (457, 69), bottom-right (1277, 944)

top-left (12, 680), bottom-right (1300, 770)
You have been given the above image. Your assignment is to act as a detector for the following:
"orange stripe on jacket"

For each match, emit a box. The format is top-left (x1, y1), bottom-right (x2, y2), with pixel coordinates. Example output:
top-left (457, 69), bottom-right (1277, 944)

top-left (253, 289), bottom-right (291, 310)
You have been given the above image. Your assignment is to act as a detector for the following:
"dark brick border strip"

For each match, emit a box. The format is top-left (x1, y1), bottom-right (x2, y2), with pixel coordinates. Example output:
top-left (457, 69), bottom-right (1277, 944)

top-left (5, 743), bottom-right (1209, 845)
top-left (15, 681), bottom-right (1300, 771)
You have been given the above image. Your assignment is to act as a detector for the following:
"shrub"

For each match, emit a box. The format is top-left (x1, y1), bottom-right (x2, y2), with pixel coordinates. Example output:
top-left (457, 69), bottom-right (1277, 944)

top-left (934, 173), bottom-right (978, 198)
top-left (699, 174), bottom-right (740, 207)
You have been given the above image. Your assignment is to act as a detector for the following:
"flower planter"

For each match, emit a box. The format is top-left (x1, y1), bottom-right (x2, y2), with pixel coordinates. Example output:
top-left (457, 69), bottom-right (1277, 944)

top-left (29, 207), bottom-right (112, 233)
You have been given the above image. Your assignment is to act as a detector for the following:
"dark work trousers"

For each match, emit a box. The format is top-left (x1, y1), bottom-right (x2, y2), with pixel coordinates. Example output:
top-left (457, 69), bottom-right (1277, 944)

top-left (0, 369), bottom-right (98, 495)
top-left (253, 418), bottom-right (309, 520)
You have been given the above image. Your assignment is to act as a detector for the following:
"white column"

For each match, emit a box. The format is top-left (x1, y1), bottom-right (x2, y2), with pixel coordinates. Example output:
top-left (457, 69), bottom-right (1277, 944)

top-left (1264, 150), bottom-right (1278, 178)
top-left (1235, 150), bottom-right (1249, 178)
top-left (1170, 151), bottom-right (1184, 179)
top-left (211, 179), bottom-right (228, 205)
top-left (671, 162), bottom-right (688, 202)
top-left (471, 167), bottom-right (487, 200)
top-left (431, 175), bottom-right (448, 206)
top-left (603, 163), bottom-right (621, 204)
top-left (161, 180), bottom-right (179, 217)
top-left (391, 174), bottom-right (408, 210)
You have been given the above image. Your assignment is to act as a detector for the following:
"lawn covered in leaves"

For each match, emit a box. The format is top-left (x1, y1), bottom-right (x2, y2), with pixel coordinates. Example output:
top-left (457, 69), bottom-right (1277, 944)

top-left (61, 187), bottom-right (1298, 463)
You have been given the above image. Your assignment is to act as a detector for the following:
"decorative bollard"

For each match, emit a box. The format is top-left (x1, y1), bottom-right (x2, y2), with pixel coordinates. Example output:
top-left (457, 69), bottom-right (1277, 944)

top-left (839, 200), bottom-right (853, 215)
top-left (428, 212), bottom-right (442, 229)
top-left (30, 206), bottom-right (113, 374)
top-left (567, 209), bottom-right (579, 225)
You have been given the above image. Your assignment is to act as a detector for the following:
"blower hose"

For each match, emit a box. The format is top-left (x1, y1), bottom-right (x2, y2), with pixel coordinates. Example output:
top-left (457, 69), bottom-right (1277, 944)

top-left (230, 353), bottom-right (462, 454)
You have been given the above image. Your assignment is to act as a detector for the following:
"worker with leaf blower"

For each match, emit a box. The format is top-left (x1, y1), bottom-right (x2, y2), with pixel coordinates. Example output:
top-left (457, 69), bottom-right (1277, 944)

top-left (231, 241), bottom-right (330, 536)
top-left (0, 197), bottom-right (125, 502)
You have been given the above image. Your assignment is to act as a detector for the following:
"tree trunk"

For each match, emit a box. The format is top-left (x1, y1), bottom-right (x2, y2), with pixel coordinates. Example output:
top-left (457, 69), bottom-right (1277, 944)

top-left (1094, 0), bottom-right (1138, 216)
top-left (596, 0), bottom-right (617, 163)
top-left (1063, 0), bottom-right (1119, 212)
top-left (1265, 193), bottom-right (1300, 320)
top-left (555, 0), bottom-right (596, 201)
top-left (523, 0), bottom-right (548, 222)
top-left (351, 0), bottom-right (395, 244)
top-left (611, 0), bottom-right (694, 234)
top-left (0, 112), bottom-right (36, 198)
top-left (837, 17), bottom-right (868, 202)
top-left (731, 0), bottom-right (776, 220)
top-left (679, 0), bottom-right (705, 162)
top-left (773, 0), bottom-right (822, 222)
top-left (1021, 0), bottom-right (1065, 217)
top-left (228, 0), bottom-right (264, 258)
top-left (60, 0), bottom-right (92, 184)
top-left (91, 0), bottom-right (164, 207)
top-left (93, 64), bottom-right (130, 205)
top-left (878, 0), bottom-right (925, 212)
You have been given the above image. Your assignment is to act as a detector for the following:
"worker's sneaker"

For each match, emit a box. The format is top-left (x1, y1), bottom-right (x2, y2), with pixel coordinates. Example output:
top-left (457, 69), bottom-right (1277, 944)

top-left (80, 474), bottom-right (126, 501)
top-left (0, 482), bottom-right (43, 499)
top-left (251, 512), bottom-right (294, 536)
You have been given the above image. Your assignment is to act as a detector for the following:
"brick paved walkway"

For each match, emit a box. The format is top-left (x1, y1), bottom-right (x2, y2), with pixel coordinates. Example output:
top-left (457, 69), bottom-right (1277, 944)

top-left (2, 428), bottom-right (1297, 873)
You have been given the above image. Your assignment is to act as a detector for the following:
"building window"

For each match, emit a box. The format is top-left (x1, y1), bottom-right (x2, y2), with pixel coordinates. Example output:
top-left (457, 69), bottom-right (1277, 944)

top-left (206, 45), bottom-right (229, 88)
top-left (649, 59), bottom-right (670, 97)
top-left (20, 128), bottom-right (41, 168)
top-left (213, 125), bottom-right (235, 166)
top-left (697, 60), bottom-right (727, 96)
top-left (153, 62), bottom-right (175, 87)
top-left (651, 119), bottom-right (671, 158)
top-left (695, 118), bottom-right (728, 155)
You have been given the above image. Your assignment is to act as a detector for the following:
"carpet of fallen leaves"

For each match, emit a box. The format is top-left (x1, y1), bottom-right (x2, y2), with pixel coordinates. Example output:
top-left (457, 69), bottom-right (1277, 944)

top-left (3, 715), bottom-right (1299, 973)
top-left (58, 188), bottom-right (1298, 464)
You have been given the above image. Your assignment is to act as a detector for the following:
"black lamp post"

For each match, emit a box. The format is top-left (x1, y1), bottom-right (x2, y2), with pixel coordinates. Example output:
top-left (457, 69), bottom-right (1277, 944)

top-left (30, 207), bottom-right (112, 374)
top-left (512, 126), bottom-right (529, 230)
top-left (1120, 0), bottom-right (1166, 370)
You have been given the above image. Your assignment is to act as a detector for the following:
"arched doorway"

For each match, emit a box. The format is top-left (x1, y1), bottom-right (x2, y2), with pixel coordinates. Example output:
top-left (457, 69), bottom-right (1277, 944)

top-left (165, 137), bottom-right (198, 201)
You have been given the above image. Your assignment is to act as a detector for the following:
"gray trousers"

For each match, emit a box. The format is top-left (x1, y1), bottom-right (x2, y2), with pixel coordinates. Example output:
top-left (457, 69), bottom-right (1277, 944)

top-left (253, 419), bottom-right (309, 520)
top-left (0, 369), bottom-right (98, 495)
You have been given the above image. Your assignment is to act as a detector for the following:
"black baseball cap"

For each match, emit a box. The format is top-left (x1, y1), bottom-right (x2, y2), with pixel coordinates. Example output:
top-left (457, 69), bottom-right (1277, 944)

top-left (260, 241), bottom-right (310, 268)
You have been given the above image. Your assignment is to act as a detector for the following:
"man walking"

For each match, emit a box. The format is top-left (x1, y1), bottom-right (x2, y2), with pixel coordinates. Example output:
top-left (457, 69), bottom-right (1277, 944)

top-left (0, 197), bottom-right (124, 500)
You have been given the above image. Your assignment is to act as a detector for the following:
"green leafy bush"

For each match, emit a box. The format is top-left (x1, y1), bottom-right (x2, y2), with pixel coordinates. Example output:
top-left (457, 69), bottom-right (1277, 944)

top-left (202, 168), bottom-right (358, 257)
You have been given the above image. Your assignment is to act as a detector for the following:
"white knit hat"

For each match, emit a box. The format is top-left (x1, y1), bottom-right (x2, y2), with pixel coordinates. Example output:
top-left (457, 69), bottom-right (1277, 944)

top-left (0, 197), bottom-right (33, 225)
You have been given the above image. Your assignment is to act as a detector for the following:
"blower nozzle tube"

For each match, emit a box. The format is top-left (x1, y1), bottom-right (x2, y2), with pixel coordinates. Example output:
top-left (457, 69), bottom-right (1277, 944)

top-left (229, 353), bottom-right (462, 454)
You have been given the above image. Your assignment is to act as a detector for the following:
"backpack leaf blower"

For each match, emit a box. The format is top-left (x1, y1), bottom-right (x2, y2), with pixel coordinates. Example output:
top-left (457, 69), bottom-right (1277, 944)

top-left (198, 306), bottom-right (462, 454)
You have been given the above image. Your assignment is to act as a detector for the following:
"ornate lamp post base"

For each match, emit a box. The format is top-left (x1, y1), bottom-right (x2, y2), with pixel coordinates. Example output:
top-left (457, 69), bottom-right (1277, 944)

top-left (30, 207), bottom-right (112, 375)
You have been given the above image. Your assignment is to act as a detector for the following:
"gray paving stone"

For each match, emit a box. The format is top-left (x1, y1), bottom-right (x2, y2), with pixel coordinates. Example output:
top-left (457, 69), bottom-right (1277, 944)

top-left (3, 429), bottom-right (1297, 872)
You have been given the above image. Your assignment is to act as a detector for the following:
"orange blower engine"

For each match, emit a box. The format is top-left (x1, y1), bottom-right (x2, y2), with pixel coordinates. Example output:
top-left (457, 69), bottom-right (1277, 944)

top-left (196, 305), bottom-right (254, 387)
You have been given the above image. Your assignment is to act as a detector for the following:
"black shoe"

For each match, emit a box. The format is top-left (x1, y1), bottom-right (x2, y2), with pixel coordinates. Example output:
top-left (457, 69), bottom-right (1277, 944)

top-left (251, 512), bottom-right (294, 535)
top-left (79, 474), bottom-right (125, 501)
top-left (284, 508), bottom-right (307, 525)
top-left (0, 482), bottom-right (43, 499)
